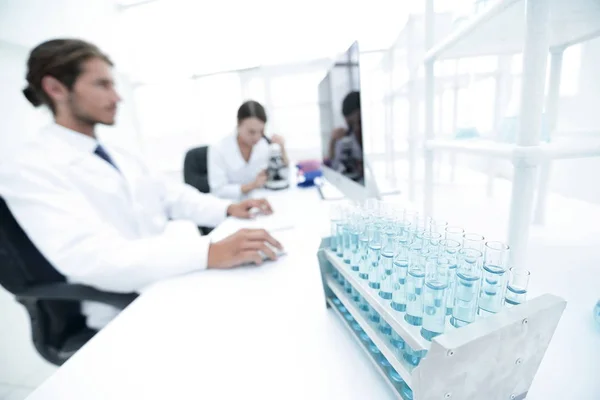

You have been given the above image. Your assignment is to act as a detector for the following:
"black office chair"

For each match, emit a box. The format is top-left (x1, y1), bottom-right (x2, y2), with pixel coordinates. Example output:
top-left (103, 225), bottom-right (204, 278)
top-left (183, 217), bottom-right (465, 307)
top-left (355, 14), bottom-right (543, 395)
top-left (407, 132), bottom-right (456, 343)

top-left (0, 197), bottom-right (138, 366)
top-left (183, 146), bottom-right (213, 235)
top-left (184, 146), bottom-right (210, 194)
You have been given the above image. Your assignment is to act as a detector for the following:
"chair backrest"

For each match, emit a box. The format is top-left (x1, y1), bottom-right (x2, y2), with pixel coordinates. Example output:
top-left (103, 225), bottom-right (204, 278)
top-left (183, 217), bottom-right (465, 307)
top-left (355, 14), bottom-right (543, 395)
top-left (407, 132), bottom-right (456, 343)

top-left (183, 146), bottom-right (210, 193)
top-left (0, 197), bottom-right (65, 292)
top-left (0, 196), bottom-right (87, 351)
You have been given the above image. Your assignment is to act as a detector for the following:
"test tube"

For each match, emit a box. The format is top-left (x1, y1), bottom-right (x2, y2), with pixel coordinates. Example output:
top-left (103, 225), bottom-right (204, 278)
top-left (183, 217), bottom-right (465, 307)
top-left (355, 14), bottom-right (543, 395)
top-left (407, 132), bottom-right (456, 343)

top-left (423, 231), bottom-right (442, 254)
top-left (463, 233), bottom-right (485, 252)
top-left (445, 226), bottom-right (465, 244)
top-left (401, 383), bottom-right (414, 400)
top-left (415, 215), bottom-right (433, 232)
top-left (505, 268), bottom-right (531, 306)
top-left (390, 329), bottom-right (405, 355)
top-left (378, 319), bottom-right (392, 336)
top-left (357, 207), bottom-right (370, 279)
top-left (451, 249), bottom-right (483, 327)
top-left (369, 308), bottom-right (381, 324)
top-left (378, 222), bottom-right (396, 300)
top-left (405, 244), bottom-right (427, 326)
top-left (478, 241), bottom-right (510, 316)
top-left (391, 222), bottom-right (412, 312)
top-left (403, 210), bottom-right (418, 228)
top-left (421, 256), bottom-right (451, 341)
top-left (441, 239), bottom-right (461, 316)
top-left (329, 204), bottom-right (342, 253)
top-left (430, 218), bottom-right (449, 235)
top-left (368, 221), bottom-right (383, 290)
top-left (349, 212), bottom-right (363, 272)
top-left (403, 345), bottom-right (424, 367)
top-left (363, 198), bottom-right (380, 216)
top-left (336, 205), bottom-right (347, 258)
top-left (342, 206), bottom-right (356, 264)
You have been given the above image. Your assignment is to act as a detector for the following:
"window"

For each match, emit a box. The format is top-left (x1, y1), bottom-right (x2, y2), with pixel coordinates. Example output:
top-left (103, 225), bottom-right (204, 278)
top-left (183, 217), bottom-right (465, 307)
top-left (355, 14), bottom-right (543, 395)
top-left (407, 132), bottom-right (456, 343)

top-left (269, 72), bottom-right (324, 107)
top-left (242, 76), bottom-right (267, 104)
top-left (133, 73), bottom-right (242, 172)
top-left (269, 105), bottom-right (320, 152)
top-left (511, 44), bottom-right (582, 97)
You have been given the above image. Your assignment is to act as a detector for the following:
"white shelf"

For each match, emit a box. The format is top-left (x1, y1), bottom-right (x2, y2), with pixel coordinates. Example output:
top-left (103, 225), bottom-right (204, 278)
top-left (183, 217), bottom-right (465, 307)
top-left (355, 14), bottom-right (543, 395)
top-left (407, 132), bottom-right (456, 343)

top-left (426, 138), bottom-right (515, 158)
top-left (426, 138), bottom-right (600, 162)
top-left (425, 0), bottom-right (600, 61)
top-left (541, 142), bottom-right (600, 160)
top-left (326, 277), bottom-right (414, 387)
top-left (324, 250), bottom-right (430, 352)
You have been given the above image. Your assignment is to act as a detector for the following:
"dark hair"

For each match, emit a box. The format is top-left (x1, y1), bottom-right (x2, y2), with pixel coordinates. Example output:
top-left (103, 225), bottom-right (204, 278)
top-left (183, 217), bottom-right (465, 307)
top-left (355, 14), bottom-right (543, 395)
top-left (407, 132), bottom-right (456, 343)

top-left (237, 100), bottom-right (267, 125)
top-left (342, 91), bottom-right (361, 117)
top-left (23, 38), bottom-right (113, 114)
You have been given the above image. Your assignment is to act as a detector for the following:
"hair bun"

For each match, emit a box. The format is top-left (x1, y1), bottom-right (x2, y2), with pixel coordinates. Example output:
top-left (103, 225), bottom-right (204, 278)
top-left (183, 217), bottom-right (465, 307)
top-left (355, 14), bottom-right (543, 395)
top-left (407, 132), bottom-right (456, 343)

top-left (22, 85), bottom-right (42, 107)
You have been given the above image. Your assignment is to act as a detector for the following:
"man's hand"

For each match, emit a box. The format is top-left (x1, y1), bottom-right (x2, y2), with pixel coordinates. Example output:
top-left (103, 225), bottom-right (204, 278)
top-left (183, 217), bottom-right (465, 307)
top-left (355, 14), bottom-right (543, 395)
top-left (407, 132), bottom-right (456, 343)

top-left (207, 228), bottom-right (283, 268)
top-left (227, 198), bottom-right (273, 219)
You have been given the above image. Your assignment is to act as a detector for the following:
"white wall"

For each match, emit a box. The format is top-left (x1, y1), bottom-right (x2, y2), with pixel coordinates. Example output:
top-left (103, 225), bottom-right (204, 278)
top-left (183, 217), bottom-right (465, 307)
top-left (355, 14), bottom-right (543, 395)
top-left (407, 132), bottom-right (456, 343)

top-left (0, 41), bottom-right (50, 162)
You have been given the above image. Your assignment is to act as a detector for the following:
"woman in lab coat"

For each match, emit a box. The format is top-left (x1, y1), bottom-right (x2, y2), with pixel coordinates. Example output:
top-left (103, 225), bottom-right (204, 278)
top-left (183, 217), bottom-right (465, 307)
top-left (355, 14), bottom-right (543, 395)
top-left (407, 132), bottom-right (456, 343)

top-left (208, 100), bottom-right (289, 200)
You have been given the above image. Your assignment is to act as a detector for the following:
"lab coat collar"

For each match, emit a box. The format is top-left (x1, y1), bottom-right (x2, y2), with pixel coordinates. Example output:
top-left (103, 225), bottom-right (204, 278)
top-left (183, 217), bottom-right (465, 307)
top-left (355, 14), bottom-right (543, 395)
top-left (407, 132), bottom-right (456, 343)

top-left (43, 122), bottom-right (99, 154)
top-left (40, 123), bottom-right (124, 180)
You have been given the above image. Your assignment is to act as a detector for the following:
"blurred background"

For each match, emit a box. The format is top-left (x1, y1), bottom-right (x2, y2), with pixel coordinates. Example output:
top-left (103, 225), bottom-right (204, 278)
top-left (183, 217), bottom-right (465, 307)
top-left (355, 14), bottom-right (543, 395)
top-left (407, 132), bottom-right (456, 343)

top-left (1, 0), bottom-right (599, 398)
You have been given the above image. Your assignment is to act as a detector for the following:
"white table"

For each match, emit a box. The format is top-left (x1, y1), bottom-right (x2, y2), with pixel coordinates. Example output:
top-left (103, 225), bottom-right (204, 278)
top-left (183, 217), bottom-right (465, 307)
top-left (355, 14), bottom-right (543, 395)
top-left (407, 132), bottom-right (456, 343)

top-left (26, 186), bottom-right (599, 399)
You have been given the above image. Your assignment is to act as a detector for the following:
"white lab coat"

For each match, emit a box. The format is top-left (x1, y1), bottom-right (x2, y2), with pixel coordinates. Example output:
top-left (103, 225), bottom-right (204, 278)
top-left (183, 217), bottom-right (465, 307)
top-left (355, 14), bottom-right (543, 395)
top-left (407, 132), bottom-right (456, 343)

top-left (208, 133), bottom-right (269, 200)
top-left (0, 123), bottom-right (231, 329)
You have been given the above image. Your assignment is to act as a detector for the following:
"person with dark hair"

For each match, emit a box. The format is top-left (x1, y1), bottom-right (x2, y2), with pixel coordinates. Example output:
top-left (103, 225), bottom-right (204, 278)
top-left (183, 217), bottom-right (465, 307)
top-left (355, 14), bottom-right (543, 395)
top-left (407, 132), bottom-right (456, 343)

top-left (0, 39), bottom-right (283, 329)
top-left (208, 100), bottom-right (289, 199)
top-left (327, 91), bottom-right (363, 182)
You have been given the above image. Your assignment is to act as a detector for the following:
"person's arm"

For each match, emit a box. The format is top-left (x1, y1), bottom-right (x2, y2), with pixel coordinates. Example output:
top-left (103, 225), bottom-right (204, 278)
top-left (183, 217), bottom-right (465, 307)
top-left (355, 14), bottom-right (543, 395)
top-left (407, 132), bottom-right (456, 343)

top-left (270, 134), bottom-right (289, 166)
top-left (2, 163), bottom-right (212, 294)
top-left (207, 145), bottom-right (244, 200)
top-left (160, 179), bottom-right (232, 228)
top-left (328, 127), bottom-right (346, 160)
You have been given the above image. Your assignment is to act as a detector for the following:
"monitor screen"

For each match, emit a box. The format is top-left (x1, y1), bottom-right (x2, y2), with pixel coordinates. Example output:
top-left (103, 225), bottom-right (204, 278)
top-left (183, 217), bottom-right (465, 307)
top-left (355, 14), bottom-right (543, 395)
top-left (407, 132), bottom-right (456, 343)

top-left (318, 41), bottom-right (364, 186)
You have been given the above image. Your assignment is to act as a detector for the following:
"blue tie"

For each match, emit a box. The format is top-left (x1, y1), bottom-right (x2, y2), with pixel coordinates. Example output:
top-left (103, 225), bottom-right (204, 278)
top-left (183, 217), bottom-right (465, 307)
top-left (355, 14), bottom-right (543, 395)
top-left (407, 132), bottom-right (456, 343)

top-left (94, 145), bottom-right (120, 172)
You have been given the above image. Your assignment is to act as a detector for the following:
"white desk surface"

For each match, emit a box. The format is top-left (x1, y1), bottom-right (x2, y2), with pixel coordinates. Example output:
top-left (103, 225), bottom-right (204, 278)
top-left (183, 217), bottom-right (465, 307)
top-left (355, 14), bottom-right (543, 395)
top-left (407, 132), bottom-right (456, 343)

top-left (26, 187), bottom-right (599, 399)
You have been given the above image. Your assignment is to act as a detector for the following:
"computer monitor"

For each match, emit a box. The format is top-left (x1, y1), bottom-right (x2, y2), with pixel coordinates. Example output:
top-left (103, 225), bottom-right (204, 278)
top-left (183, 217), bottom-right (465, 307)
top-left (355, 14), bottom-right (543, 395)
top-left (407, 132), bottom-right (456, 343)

top-left (318, 41), bottom-right (379, 201)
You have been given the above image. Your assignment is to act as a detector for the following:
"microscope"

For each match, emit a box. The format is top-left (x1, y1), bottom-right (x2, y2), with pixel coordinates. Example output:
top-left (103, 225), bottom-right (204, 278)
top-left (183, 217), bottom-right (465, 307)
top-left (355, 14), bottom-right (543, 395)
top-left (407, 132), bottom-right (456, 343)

top-left (264, 142), bottom-right (289, 190)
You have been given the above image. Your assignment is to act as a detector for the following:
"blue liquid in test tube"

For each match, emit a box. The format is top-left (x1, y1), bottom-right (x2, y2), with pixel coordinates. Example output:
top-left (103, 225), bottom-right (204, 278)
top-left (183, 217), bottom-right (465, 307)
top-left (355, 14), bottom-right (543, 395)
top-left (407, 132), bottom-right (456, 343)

top-left (378, 320), bottom-right (392, 336)
top-left (478, 241), bottom-right (510, 316)
top-left (391, 225), bottom-right (411, 312)
top-left (358, 233), bottom-right (369, 280)
top-left (342, 225), bottom-right (351, 264)
top-left (421, 256), bottom-right (450, 341)
top-left (391, 259), bottom-right (408, 312)
top-left (349, 230), bottom-right (360, 272)
top-left (405, 246), bottom-right (427, 326)
top-left (368, 223), bottom-right (383, 290)
top-left (452, 249), bottom-right (483, 327)
top-left (402, 345), bottom-right (423, 367)
top-left (505, 268), bottom-right (531, 306)
top-left (478, 265), bottom-right (508, 316)
top-left (330, 219), bottom-right (340, 253)
top-left (441, 239), bottom-right (461, 316)
top-left (336, 221), bottom-right (345, 258)
top-left (378, 229), bottom-right (395, 300)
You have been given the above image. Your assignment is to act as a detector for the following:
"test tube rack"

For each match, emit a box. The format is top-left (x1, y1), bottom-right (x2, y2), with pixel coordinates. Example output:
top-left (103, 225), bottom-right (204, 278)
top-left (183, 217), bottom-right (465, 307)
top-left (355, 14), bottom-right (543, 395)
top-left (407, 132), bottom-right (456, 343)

top-left (317, 238), bottom-right (566, 400)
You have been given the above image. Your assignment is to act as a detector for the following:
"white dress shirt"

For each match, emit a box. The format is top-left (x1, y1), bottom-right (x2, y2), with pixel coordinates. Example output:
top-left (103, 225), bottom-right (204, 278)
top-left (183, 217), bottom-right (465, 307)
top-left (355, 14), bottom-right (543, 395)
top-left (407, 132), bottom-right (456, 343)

top-left (208, 133), bottom-right (269, 200)
top-left (0, 123), bottom-right (231, 329)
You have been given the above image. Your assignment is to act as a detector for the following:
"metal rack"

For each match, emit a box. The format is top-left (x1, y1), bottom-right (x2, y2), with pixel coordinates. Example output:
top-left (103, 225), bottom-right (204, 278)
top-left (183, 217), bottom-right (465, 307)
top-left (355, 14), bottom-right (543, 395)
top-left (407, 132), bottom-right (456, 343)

top-left (317, 239), bottom-right (567, 400)
top-left (421, 0), bottom-right (600, 268)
